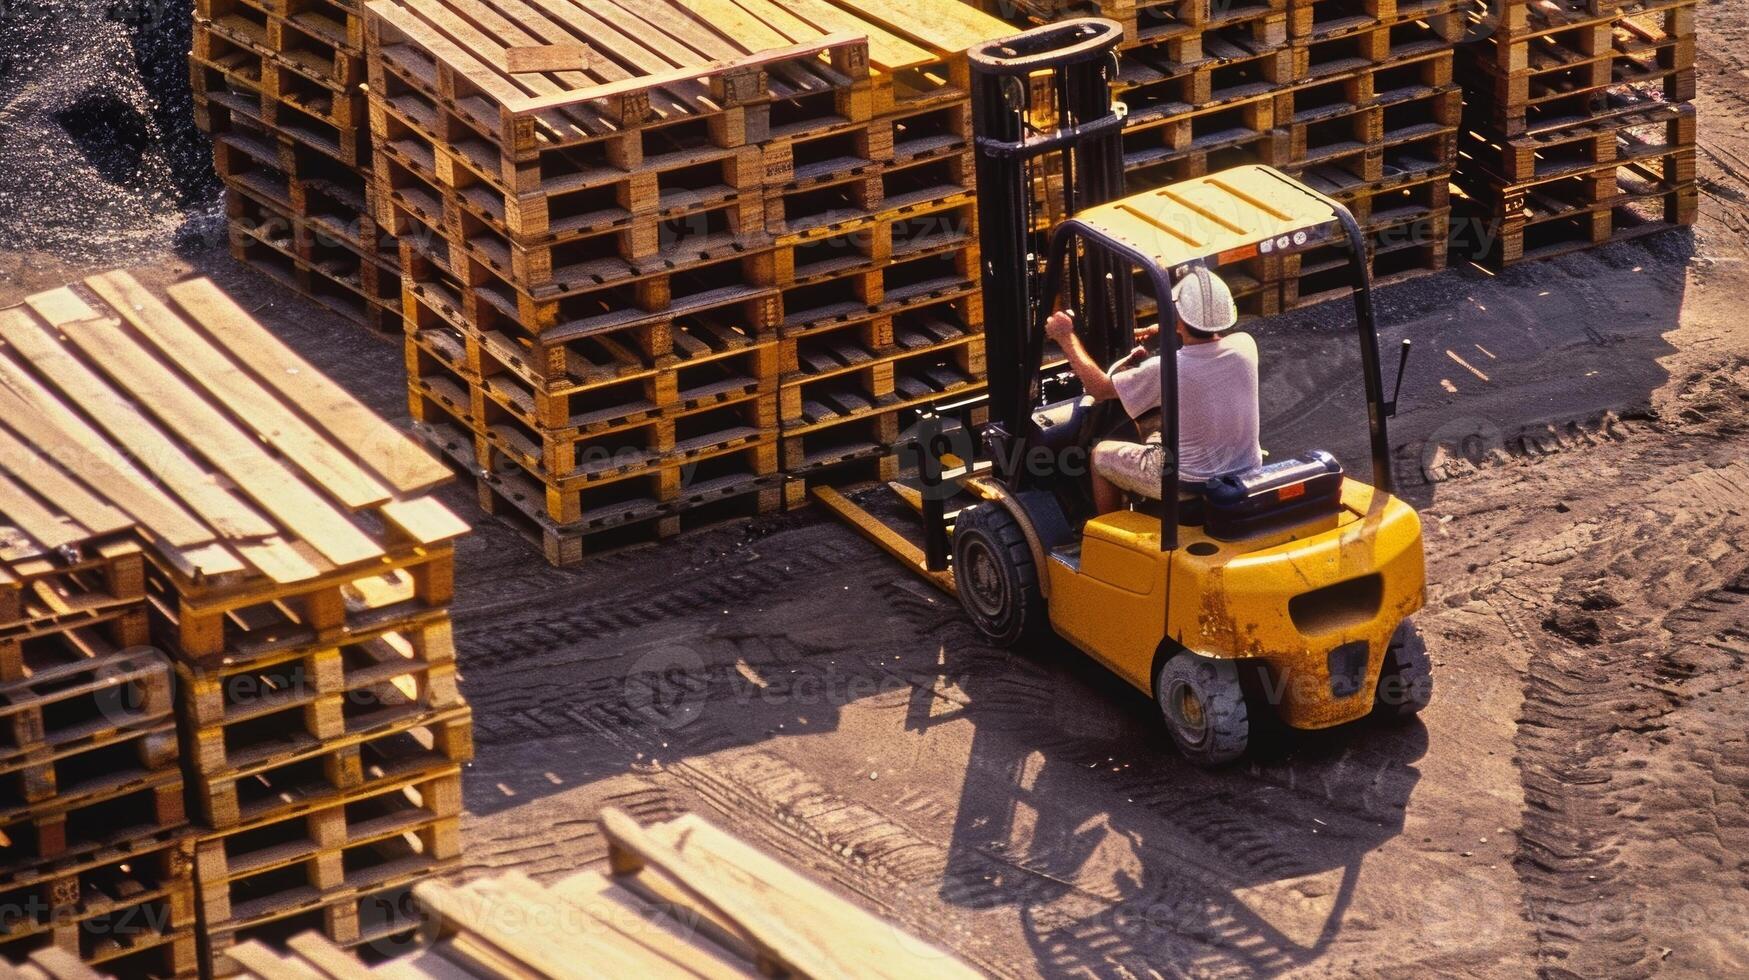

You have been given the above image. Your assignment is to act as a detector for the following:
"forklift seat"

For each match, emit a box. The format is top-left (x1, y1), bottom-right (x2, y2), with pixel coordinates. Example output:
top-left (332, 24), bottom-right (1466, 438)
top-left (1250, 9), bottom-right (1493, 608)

top-left (1201, 451), bottom-right (1345, 539)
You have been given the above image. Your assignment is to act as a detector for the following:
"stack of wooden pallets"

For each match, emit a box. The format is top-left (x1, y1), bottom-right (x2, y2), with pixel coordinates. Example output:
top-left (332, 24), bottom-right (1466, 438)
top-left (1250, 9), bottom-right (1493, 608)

top-left (0, 452), bottom-right (193, 976)
top-left (979, 0), bottom-right (1465, 314)
top-left (370, 0), bottom-right (1009, 564)
top-left (0, 273), bottom-right (474, 978)
top-left (224, 807), bottom-right (981, 978)
top-left (191, 0), bottom-right (403, 332)
top-left (1450, 0), bottom-right (1696, 267)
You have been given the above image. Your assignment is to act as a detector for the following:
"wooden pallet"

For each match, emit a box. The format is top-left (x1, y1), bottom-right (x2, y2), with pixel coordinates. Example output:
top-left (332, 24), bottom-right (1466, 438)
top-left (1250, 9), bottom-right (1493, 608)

top-left (1458, 0), bottom-right (1695, 136)
top-left (193, 705), bottom-right (471, 830)
top-left (0, 273), bottom-right (466, 645)
top-left (779, 332), bottom-right (985, 427)
top-left (1460, 99), bottom-right (1693, 184)
top-left (201, 877), bottom-right (427, 977)
top-left (195, 765), bottom-right (458, 975)
top-left (0, 644), bottom-right (176, 813)
top-left (0, 771), bottom-right (186, 873)
top-left (175, 621), bottom-right (462, 776)
top-left (193, 19), bottom-right (366, 166)
top-left (193, 767), bottom-right (460, 928)
top-left (0, 835), bottom-right (196, 976)
top-left (467, 459), bottom-right (784, 566)
top-left (1452, 149), bottom-right (1696, 267)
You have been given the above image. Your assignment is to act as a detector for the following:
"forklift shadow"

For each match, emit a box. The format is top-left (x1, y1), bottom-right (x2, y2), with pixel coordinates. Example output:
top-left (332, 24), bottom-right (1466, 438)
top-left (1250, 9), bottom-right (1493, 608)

top-left (929, 631), bottom-right (1426, 976)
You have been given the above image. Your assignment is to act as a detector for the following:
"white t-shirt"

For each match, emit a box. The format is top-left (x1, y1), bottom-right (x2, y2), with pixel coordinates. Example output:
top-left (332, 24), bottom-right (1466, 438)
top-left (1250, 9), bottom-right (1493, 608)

top-left (1110, 333), bottom-right (1263, 482)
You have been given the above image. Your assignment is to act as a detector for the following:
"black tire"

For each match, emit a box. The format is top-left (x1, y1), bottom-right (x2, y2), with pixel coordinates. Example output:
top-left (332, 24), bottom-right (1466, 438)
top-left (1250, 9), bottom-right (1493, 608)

top-left (1155, 655), bottom-right (1251, 766)
top-left (952, 501), bottom-right (1046, 647)
top-left (1373, 621), bottom-right (1434, 720)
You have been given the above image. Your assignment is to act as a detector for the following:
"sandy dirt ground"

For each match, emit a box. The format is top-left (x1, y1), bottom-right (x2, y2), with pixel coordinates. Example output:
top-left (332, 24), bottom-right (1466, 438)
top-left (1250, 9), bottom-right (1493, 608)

top-left (4, 2), bottom-right (1749, 976)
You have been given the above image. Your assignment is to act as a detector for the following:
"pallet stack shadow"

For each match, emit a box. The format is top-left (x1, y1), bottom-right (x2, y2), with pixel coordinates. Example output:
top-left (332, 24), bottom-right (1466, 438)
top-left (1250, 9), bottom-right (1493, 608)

top-left (371, 0), bottom-right (1011, 565)
top-left (1450, 0), bottom-right (1696, 267)
top-left (191, 0), bottom-right (403, 333)
top-left (976, 0), bottom-right (1464, 314)
top-left (0, 441), bottom-right (193, 972)
top-left (0, 273), bottom-right (474, 978)
top-left (224, 807), bottom-right (981, 978)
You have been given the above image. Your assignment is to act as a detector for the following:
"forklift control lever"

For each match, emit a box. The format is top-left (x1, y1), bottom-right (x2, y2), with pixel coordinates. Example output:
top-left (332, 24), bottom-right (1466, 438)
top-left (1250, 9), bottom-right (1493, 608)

top-left (1385, 339), bottom-right (1412, 418)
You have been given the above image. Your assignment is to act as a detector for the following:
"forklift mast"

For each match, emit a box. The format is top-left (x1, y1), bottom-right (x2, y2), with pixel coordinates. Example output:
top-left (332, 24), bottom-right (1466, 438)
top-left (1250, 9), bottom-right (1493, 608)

top-left (968, 18), bottom-right (1130, 450)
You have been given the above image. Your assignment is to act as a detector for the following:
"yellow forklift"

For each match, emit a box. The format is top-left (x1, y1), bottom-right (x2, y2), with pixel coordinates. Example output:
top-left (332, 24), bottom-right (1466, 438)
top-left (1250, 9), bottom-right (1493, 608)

top-left (814, 19), bottom-right (1431, 765)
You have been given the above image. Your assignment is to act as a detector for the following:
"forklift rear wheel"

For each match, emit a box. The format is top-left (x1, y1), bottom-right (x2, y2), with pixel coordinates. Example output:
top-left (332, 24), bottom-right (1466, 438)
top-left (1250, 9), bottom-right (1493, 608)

top-left (1156, 655), bottom-right (1250, 766)
top-left (952, 502), bottom-right (1046, 647)
top-left (1373, 622), bottom-right (1433, 720)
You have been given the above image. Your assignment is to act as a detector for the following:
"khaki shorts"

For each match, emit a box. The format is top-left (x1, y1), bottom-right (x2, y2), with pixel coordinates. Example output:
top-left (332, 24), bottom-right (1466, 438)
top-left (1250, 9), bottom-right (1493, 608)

top-left (1092, 437), bottom-right (1166, 499)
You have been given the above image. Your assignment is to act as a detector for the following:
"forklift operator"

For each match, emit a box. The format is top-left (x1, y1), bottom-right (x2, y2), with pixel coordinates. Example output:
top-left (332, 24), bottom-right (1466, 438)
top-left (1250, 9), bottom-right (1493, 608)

top-left (1043, 266), bottom-right (1263, 515)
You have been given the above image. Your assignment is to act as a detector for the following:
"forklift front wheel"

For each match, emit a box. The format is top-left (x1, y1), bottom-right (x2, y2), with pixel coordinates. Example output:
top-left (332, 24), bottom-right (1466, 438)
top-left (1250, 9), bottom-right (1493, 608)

top-left (952, 502), bottom-right (1046, 647)
top-left (1155, 655), bottom-right (1251, 766)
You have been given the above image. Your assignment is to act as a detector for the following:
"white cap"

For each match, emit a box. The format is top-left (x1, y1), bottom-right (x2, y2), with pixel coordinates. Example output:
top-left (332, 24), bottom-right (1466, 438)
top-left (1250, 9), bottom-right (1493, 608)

top-left (1173, 265), bottom-right (1238, 335)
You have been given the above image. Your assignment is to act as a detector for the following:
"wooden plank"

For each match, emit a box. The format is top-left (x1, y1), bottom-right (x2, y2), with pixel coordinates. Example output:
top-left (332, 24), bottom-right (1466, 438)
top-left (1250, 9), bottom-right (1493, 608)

top-left (488, 874), bottom-right (708, 976)
top-left (505, 43), bottom-right (594, 74)
top-left (367, 0), bottom-right (533, 106)
top-left (825, 0), bottom-right (1009, 55)
top-left (378, 497), bottom-right (471, 548)
top-left (684, 0), bottom-right (794, 53)
top-left (44, 312), bottom-right (383, 569)
top-left (727, 0), bottom-right (826, 44)
top-left (86, 272), bottom-right (394, 514)
top-left (546, 871), bottom-right (750, 979)
top-left (414, 878), bottom-right (620, 979)
top-left (608, 0), bottom-right (745, 61)
top-left (163, 278), bottom-right (452, 496)
top-left (0, 425), bottom-right (131, 541)
top-left (0, 306), bottom-right (276, 543)
top-left (563, 0), bottom-right (704, 69)
top-left (600, 808), bottom-right (833, 978)
top-left (0, 469), bottom-right (83, 554)
top-left (283, 933), bottom-right (380, 979)
top-left (485, 0), bottom-right (635, 83)
top-left (645, 812), bottom-right (983, 980)
top-left (517, 32), bottom-right (855, 112)
top-left (540, 0), bottom-right (690, 76)
top-left (398, 0), bottom-right (583, 100)
top-left (756, 0), bottom-right (933, 70)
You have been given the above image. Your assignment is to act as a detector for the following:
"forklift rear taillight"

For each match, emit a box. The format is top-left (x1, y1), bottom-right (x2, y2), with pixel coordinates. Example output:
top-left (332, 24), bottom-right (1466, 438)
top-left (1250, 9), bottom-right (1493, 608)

top-left (1277, 483), bottom-right (1306, 502)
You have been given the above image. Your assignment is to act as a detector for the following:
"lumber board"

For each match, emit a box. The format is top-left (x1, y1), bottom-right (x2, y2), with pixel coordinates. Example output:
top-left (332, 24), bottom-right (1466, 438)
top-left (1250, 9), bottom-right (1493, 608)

top-left (0, 301), bottom-right (276, 543)
top-left (609, 0), bottom-right (745, 61)
top-left (164, 277), bottom-right (452, 495)
top-left (0, 315), bottom-right (235, 556)
top-left (644, 812), bottom-right (982, 979)
top-left (687, 0), bottom-right (794, 53)
top-left (515, 31), bottom-right (856, 113)
top-left (480, 0), bottom-right (633, 83)
top-left (86, 272), bottom-right (393, 513)
top-left (0, 425), bottom-right (130, 544)
top-left (39, 305), bottom-right (382, 568)
top-left (826, 0), bottom-right (1010, 54)
top-left (582, 0), bottom-right (712, 68)
top-left (545, 870), bottom-right (751, 979)
top-left (367, 0), bottom-right (531, 105)
top-left (754, 0), bottom-right (934, 70)
top-left (0, 468), bottom-right (84, 555)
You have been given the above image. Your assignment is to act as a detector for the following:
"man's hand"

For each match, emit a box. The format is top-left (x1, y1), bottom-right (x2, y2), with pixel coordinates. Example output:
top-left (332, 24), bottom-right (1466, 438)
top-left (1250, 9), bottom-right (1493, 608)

top-left (1045, 310), bottom-right (1075, 343)
top-left (1134, 325), bottom-right (1160, 345)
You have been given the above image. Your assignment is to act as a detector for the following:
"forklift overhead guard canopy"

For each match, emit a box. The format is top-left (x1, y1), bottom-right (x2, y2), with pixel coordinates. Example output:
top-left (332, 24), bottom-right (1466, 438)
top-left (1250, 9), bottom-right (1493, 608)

top-left (1066, 166), bottom-right (1346, 276)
